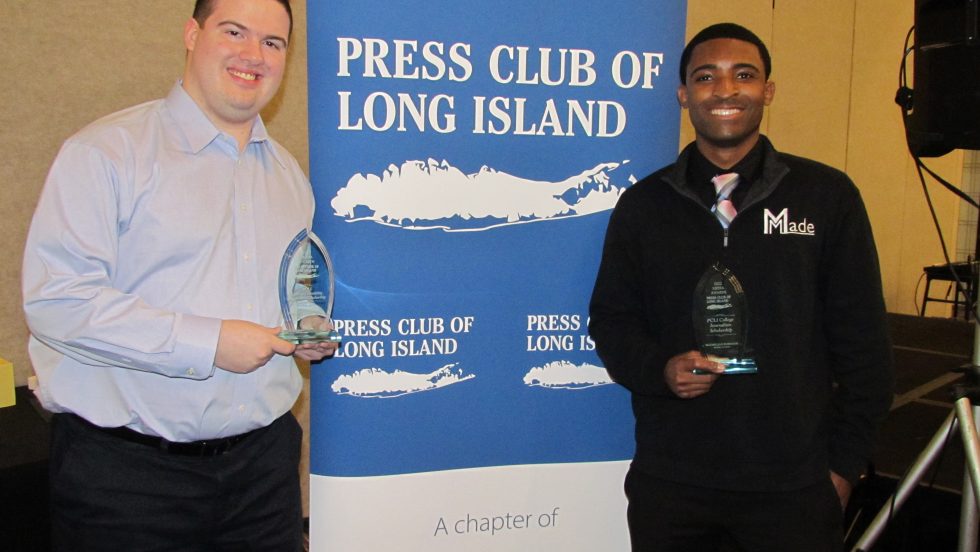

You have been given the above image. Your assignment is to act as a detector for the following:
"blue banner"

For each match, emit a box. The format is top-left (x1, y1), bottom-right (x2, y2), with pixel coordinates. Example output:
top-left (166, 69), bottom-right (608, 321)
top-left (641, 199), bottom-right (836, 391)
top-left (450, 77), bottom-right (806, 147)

top-left (307, 1), bottom-right (686, 549)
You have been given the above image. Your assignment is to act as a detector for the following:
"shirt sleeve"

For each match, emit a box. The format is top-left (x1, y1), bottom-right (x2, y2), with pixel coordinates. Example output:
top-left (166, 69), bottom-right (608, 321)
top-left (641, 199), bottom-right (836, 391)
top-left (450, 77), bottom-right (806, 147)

top-left (822, 182), bottom-right (895, 484)
top-left (22, 140), bottom-right (221, 380)
top-left (588, 196), bottom-right (673, 396)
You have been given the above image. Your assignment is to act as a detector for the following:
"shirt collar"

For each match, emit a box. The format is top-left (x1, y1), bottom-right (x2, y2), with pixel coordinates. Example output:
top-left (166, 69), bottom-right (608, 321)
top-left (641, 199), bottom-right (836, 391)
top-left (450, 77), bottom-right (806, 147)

top-left (164, 81), bottom-right (286, 168)
top-left (687, 139), bottom-right (764, 207)
top-left (689, 139), bottom-right (764, 187)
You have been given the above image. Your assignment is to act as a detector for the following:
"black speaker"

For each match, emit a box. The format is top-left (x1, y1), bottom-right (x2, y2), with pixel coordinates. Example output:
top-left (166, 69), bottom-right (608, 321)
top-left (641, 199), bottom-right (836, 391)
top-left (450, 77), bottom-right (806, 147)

top-left (908, 0), bottom-right (980, 157)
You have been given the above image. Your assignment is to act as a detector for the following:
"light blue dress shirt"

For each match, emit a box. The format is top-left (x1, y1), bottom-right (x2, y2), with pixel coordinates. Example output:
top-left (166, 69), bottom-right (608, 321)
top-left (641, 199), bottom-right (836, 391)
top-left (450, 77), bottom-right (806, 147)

top-left (23, 83), bottom-right (312, 441)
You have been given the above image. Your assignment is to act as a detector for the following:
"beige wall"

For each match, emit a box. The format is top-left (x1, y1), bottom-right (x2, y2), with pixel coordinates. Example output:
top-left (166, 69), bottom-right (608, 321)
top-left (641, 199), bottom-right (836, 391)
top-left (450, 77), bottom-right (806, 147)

top-left (0, 0), bottom-right (967, 517)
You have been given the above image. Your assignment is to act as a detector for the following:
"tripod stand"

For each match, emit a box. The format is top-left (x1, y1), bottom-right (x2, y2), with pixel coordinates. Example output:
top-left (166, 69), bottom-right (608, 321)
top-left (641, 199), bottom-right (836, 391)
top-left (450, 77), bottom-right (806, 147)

top-left (852, 368), bottom-right (980, 551)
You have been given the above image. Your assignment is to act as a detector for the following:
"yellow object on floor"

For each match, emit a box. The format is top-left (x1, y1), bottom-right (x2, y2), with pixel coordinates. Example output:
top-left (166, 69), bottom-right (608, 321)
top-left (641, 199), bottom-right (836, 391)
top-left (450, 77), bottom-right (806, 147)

top-left (0, 357), bottom-right (14, 407)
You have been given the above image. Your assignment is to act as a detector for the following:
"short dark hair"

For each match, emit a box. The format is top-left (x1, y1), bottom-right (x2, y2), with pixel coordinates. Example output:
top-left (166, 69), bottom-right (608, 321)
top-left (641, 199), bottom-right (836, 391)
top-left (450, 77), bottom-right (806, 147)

top-left (192, 0), bottom-right (293, 39)
top-left (679, 23), bottom-right (771, 85)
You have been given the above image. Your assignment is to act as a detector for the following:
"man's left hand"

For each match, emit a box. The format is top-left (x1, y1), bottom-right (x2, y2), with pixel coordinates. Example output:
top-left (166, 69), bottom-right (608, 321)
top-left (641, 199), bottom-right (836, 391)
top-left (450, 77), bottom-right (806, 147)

top-left (293, 316), bottom-right (339, 362)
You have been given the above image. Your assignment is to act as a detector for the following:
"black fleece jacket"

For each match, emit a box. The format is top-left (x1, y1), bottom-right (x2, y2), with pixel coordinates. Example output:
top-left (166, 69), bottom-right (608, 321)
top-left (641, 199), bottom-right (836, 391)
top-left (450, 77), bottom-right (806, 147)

top-left (589, 137), bottom-right (894, 491)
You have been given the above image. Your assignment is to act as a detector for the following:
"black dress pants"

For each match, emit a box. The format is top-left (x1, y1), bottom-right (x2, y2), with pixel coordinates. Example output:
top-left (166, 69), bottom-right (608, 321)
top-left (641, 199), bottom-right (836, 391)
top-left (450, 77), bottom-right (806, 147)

top-left (49, 412), bottom-right (304, 552)
top-left (625, 466), bottom-right (844, 552)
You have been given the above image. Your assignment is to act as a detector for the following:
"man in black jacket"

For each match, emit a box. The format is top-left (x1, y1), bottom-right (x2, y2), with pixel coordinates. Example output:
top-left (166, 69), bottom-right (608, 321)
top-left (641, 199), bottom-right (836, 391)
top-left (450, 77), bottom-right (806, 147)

top-left (589, 23), bottom-right (893, 551)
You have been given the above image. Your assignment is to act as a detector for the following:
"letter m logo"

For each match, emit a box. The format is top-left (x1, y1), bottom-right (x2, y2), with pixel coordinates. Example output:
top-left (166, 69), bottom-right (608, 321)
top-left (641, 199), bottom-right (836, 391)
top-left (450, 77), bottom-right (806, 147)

top-left (763, 208), bottom-right (788, 235)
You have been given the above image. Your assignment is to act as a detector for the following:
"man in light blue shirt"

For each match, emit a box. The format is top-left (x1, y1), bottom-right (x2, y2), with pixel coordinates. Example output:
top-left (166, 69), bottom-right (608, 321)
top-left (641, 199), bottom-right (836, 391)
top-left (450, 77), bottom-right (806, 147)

top-left (21, 0), bottom-right (334, 549)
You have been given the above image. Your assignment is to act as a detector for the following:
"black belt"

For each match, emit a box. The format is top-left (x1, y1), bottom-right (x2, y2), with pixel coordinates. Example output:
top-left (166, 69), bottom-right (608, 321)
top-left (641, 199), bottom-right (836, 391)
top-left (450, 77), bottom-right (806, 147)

top-left (73, 414), bottom-right (262, 457)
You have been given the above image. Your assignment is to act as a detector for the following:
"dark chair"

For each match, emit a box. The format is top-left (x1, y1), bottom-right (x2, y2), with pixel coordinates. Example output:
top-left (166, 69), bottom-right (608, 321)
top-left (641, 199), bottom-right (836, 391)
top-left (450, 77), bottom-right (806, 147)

top-left (920, 262), bottom-right (976, 319)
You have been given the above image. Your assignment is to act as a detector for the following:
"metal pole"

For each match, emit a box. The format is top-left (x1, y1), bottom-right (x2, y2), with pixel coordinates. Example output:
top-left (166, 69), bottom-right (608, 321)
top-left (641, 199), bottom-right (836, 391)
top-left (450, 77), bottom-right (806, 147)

top-left (957, 399), bottom-right (980, 551)
top-left (852, 410), bottom-right (959, 551)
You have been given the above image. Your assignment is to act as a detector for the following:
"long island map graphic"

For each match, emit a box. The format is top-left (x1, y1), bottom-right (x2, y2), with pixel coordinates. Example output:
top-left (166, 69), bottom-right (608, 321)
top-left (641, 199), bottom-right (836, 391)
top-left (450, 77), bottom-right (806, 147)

top-left (331, 363), bottom-right (476, 398)
top-left (331, 159), bottom-right (635, 231)
top-left (524, 360), bottom-right (613, 390)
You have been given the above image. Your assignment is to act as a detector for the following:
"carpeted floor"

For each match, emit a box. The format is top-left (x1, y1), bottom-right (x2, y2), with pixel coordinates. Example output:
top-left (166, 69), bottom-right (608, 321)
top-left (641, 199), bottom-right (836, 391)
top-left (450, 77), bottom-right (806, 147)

top-left (845, 313), bottom-right (977, 551)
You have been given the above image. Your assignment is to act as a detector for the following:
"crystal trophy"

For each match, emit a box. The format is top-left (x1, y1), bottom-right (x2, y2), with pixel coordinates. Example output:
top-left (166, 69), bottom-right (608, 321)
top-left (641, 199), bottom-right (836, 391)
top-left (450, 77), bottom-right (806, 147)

top-left (278, 229), bottom-right (342, 344)
top-left (691, 262), bottom-right (757, 374)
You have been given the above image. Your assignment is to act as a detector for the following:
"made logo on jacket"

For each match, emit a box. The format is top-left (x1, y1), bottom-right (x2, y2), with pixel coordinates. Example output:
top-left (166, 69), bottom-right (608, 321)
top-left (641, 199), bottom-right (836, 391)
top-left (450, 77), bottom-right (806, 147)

top-left (762, 208), bottom-right (815, 236)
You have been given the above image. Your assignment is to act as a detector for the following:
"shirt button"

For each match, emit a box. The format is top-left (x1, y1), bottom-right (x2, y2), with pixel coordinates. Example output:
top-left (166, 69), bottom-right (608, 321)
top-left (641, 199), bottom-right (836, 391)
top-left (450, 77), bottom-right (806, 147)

top-left (239, 405), bottom-right (246, 413)
top-left (243, 253), bottom-right (250, 261)
top-left (186, 368), bottom-right (195, 376)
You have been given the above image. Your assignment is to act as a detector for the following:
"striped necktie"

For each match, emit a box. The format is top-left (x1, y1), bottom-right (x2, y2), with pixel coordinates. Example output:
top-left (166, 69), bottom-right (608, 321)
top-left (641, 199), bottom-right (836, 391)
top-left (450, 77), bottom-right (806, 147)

top-left (711, 173), bottom-right (739, 229)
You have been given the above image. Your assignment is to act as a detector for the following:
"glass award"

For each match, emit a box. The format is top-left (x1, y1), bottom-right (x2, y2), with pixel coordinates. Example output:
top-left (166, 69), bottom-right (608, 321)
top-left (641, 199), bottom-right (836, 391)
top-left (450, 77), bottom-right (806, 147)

top-left (691, 262), bottom-right (757, 374)
top-left (278, 229), bottom-right (342, 344)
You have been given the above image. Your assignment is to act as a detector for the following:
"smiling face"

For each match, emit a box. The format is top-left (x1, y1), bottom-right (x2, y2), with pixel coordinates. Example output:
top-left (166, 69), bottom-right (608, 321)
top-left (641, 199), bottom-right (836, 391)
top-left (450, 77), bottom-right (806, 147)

top-left (182, 0), bottom-right (290, 145)
top-left (677, 38), bottom-right (775, 167)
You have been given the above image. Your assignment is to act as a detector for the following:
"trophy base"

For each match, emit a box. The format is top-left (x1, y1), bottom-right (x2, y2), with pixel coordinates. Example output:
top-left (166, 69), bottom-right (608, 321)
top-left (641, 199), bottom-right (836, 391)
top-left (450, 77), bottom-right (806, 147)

top-left (693, 357), bottom-right (758, 375)
top-left (718, 357), bottom-right (757, 374)
top-left (278, 329), bottom-right (343, 344)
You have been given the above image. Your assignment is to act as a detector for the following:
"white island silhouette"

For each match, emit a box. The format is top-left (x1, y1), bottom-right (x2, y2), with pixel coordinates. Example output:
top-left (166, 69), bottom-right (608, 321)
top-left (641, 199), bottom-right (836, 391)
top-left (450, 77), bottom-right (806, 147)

top-left (331, 159), bottom-right (634, 231)
top-left (332, 363), bottom-right (475, 398)
top-left (524, 360), bottom-right (613, 390)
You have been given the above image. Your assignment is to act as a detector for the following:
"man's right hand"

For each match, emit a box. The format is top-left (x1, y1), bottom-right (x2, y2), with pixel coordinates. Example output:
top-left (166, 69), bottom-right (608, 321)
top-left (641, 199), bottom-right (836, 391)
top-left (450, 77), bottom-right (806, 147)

top-left (215, 320), bottom-right (296, 374)
top-left (664, 350), bottom-right (725, 399)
